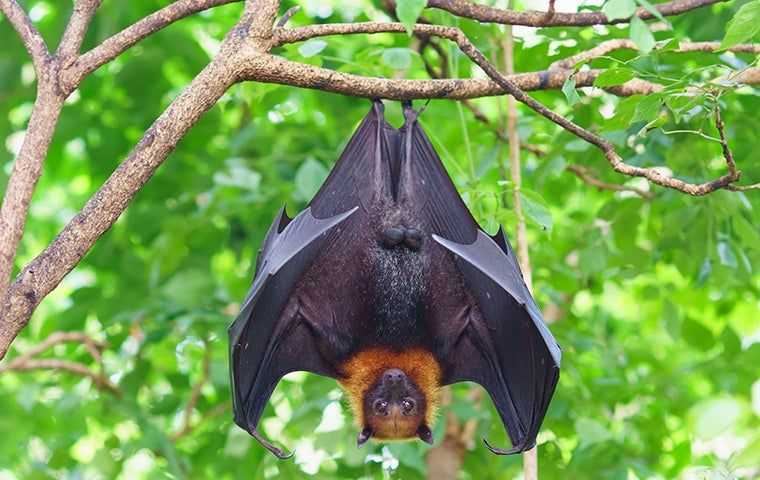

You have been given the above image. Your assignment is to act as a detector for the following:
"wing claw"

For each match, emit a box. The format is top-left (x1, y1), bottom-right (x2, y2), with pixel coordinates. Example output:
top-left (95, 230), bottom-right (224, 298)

top-left (482, 437), bottom-right (535, 455)
top-left (252, 429), bottom-right (295, 460)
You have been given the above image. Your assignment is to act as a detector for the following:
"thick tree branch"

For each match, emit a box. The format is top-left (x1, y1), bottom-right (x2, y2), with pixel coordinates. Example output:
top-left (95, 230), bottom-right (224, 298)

top-left (0, 45), bottom-right (242, 359)
top-left (0, 0), bottom-right (50, 73)
top-left (426, 0), bottom-right (726, 27)
top-left (57, 0), bottom-right (103, 60)
top-left (0, 87), bottom-right (65, 295)
top-left (62, 0), bottom-right (242, 90)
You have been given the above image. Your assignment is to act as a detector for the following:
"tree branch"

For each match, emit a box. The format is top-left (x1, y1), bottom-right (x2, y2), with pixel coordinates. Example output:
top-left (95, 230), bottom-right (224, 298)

top-left (0, 358), bottom-right (120, 394)
top-left (567, 165), bottom-right (654, 198)
top-left (0, 88), bottom-right (65, 295)
top-left (62, 0), bottom-right (242, 90)
top-left (0, 330), bottom-right (117, 394)
top-left (550, 39), bottom-right (760, 70)
top-left (0, 46), bottom-right (242, 359)
top-left (0, 0), bottom-right (50, 73)
top-left (57, 0), bottom-right (103, 61)
top-left (426, 0), bottom-right (726, 27)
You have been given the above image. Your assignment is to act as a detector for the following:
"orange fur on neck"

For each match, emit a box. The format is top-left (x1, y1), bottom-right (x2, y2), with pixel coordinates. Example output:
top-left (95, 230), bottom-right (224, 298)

top-left (338, 347), bottom-right (441, 435)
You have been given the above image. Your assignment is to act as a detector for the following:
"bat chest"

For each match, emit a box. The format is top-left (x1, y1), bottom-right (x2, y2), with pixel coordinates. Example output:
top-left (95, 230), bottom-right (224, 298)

top-left (369, 243), bottom-right (429, 348)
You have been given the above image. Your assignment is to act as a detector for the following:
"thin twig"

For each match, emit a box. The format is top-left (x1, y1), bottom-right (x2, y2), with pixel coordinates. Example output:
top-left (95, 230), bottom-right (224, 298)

top-left (171, 341), bottom-right (212, 441)
top-left (550, 39), bottom-right (760, 70)
top-left (275, 6), bottom-right (301, 28)
top-left (0, 358), bottom-right (120, 394)
top-left (567, 165), bottom-right (654, 198)
top-left (0, 331), bottom-right (118, 395)
top-left (61, 0), bottom-right (242, 91)
top-left (426, 0), bottom-right (725, 27)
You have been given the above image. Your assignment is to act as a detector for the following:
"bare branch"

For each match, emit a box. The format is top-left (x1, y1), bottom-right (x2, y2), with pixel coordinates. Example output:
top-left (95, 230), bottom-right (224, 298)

top-left (62, 0), bottom-right (242, 90)
top-left (6, 331), bottom-right (106, 366)
top-left (57, 0), bottom-right (103, 60)
top-left (0, 46), bottom-right (241, 359)
top-left (426, 0), bottom-right (726, 27)
top-left (550, 39), bottom-right (760, 70)
top-left (0, 0), bottom-right (50, 72)
top-left (0, 89), bottom-right (65, 294)
top-left (0, 330), bottom-right (117, 394)
top-left (567, 165), bottom-right (654, 198)
top-left (0, 358), bottom-right (120, 394)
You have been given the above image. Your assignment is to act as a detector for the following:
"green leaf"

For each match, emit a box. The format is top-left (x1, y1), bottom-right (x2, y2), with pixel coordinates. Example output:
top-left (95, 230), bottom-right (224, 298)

top-left (682, 318), bottom-right (715, 351)
top-left (720, 0), bottom-right (760, 49)
top-left (734, 436), bottom-right (760, 468)
top-left (382, 48), bottom-right (413, 70)
top-left (603, 0), bottom-right (638, 20)
top-left (520, 189), bottom-right (553, 232)
top-left (717, 241), bottom-right (738, 268)
top-left (593, 67), bottom-right (635, 87)
top-left (396, 0), bottom-right (427, 36)
top-left (294, 158), bottom-right (328, 201)
top-left (630, 17), bottom-right (655, 53)
top-left (631, 95), bottom-right (662, 124)
top-left (298, 39), bottom-right (327, 58)
top-left (562, 75), bottom-right (581, 106)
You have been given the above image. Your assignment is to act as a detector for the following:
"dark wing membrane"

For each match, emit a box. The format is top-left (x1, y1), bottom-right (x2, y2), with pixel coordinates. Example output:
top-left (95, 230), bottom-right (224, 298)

top-left (433, 231), bottom-right (561, 454)
top-left (309, 101), bottom-right (399, 219)
top-left (397, 105), bottom-right (479, 244)
top-left (228, 206), bottom-right (356, 435)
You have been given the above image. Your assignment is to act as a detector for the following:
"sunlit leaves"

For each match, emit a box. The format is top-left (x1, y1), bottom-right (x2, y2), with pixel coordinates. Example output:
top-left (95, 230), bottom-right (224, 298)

top-left (720, 0), bottom-right (760, 49)
top-left (396, 0), bottom-right (427, 36)
top-left (630, 17), bottom-right (656, 53)
top-left (602, 0), bottom-right (638, 21)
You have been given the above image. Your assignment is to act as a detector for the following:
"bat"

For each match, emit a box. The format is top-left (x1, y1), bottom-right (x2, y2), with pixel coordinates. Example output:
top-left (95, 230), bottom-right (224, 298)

top-left (228, 101), bottom-right (561, 459)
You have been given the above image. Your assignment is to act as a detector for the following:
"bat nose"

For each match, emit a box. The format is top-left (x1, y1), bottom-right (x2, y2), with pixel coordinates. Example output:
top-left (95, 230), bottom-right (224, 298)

top-left (383, 368), bottom-right (407, 385)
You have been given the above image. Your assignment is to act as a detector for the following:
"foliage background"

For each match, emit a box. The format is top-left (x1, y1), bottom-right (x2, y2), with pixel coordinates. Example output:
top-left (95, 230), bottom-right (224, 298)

top-left (1, 0), bottom-right (759, 478)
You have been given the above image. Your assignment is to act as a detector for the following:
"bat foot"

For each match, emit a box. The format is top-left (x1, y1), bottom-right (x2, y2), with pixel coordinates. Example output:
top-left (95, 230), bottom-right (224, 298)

top-left (482, 437), bottom-right (534, 455)
top-left (381, 227), bottom-right (423, 251)
top-left (252, 429), bottom-right (295, 460)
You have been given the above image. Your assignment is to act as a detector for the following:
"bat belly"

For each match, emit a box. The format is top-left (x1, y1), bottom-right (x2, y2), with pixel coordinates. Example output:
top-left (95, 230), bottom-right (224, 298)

top-left (369, 223), bottom-right (429, 348)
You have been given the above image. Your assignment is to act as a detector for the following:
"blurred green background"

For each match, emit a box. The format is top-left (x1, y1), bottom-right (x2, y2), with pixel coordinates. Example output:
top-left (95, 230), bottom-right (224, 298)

top-left (1, 0), bottom-right (759, 478)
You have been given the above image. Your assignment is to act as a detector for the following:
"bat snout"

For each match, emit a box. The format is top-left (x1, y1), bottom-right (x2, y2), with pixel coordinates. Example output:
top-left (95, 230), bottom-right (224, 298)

top-left (382, 368), bottom-right (407, 385)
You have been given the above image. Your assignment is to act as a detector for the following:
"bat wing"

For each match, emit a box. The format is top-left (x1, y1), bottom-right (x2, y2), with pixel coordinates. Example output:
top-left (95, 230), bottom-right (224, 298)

top-left (228, 206), bottom-right (356, 456)
top-left (229, 101), bottom-right (397, 457)
top-left (398, 104), bottom-right (560, 454)
top-left (433, 231), bottom-right (561, 454)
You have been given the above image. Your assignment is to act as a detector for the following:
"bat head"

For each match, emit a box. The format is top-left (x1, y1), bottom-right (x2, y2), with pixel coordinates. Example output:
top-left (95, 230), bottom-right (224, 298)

top-left (339, 348), bottom-right (440, 447)
top-left (358, 368), bottom-right (432, 444)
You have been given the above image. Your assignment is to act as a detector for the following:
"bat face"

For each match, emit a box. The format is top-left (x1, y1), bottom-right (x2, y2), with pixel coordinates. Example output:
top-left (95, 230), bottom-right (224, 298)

top-left (359, 368), bottom-right (431, 444)
top-left (228, 101), bottom-right (561, 459)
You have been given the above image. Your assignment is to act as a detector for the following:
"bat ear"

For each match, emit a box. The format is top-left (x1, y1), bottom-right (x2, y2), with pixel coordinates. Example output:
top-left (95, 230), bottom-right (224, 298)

top-left (417, 424), bottom-right (433, 445)
top-left (357, 427), bottom-right (373, 447)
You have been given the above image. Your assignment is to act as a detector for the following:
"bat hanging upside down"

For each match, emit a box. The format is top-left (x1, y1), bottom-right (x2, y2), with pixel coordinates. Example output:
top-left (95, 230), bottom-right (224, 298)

top-left (228, 101), bottom-right (561, 459)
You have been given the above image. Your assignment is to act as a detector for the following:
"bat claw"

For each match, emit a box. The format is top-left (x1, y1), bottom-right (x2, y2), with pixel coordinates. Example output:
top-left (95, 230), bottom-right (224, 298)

top-left (252, 429), bottom-right (295, 460)
top-left (482, 437), bottom-right (534, 455)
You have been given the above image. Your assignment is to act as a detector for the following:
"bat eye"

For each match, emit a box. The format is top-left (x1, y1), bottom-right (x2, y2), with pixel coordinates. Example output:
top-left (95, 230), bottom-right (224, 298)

top-left (401, 398), bottom-right (416, 414)
top-left (373, 399), bottom-right (389, 415)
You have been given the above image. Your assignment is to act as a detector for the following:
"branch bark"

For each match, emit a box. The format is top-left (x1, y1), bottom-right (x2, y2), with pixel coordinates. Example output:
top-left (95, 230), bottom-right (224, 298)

top-left (0, 45), bottom-right (242, 358)
top-left (61, 0), bottom-right (242, 91)
top-left (426, 0), bottom-right (726, 27)
top-left (0, 0), bottom-right (50, 73)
